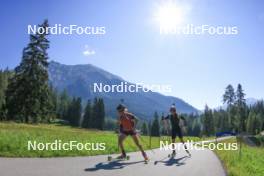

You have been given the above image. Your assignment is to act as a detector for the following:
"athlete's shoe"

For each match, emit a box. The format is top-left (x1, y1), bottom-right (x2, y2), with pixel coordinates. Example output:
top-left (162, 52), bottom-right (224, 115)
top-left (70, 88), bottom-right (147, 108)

top-left (144, 156), bottom-right (149, 163)
top-left (117, 154), bottom-right (127, 159)
top-left (142, 152), bottom-right (149, 163)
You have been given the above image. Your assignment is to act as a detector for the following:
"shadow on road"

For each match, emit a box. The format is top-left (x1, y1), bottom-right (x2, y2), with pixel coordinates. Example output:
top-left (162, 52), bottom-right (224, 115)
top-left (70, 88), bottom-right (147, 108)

top-left (154, 155), bottom-right (190, 166)
top-left (84, 160), bottom-right (144, 171)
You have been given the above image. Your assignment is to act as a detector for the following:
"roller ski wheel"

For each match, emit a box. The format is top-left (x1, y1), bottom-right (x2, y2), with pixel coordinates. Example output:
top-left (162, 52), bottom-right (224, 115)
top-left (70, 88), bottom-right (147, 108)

top-left (118, 155), bottom-right (129, 160)
top-left (117, 155), bottom-right (130, 160)
top-left (107, 156), bottom-right (112, 161)
top-left (107, 155), bottom-right (130, 161)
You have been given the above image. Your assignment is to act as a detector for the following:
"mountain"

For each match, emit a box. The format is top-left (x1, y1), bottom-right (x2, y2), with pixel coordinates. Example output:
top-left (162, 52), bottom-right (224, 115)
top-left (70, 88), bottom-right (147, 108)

top-left (246, 98), bottom-right (260, 106)
top-left (48, 61), bottom-right (199, 119)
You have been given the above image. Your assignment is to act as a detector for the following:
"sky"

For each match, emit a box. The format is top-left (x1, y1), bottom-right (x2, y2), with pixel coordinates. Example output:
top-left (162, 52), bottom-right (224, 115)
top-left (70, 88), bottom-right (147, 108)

top-left (0, 0), bottom-right (264, 110)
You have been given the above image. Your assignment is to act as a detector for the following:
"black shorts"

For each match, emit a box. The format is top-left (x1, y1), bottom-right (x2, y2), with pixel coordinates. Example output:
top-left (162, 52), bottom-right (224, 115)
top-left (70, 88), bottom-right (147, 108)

top-left (120, 130), bottom-right (137, 136)
top-left (171, 128), bottom-right (183, 139)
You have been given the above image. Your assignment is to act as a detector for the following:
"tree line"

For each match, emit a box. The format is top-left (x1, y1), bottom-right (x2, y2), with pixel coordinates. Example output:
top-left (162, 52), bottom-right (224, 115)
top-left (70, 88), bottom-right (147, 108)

top-left (202, 84), bottom-right (264, 136)
top-left (141, 84), bottom-right (264, 137)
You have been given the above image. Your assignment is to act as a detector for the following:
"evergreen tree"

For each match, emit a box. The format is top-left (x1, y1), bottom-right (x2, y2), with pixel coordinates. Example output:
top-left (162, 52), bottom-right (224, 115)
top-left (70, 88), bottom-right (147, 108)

top-left (141, 122), bottom-right (148, 135)
top-left (148, 121), bottom-right (152, 136)
top-left (82, 100), bottom-right (92, 128)
top-left (6, 20), bottom-right (52, 123)
top-left (91, 98), bottom-right (99, 129)
top-left (228, 105), bottom-right (237, 132)
top-left (223, 84), bottom-right (236, 105)
top-left (0, 71), bottom-right (3, 120)
top-left (222, 110), bottom-right (230, 131)
top-left (89, 98), bottom-right (105, 130)
top-left (213, 110), bottom-right (221, 132)
top-left (58, 89), bottom-right (71, 119)
top-left (255, 113), bottom-right (263, 134)
top-left (151, 112), bottom-right (160, 137)
top-left (236, 84), bottom-right (246, 106)
top-left (235, 84), bottom-right (247, 132)
top-left (221, 84), bottom-right (237, 131)
top-left (246, 111), bottom-right (255, 134)
top-left (191, 119), bottom-right (201, 137)
top-left (252, 101), bottom-right (264, 132)
top-left (48, 84), bottom-right (58, 120)
top-left (97, 98), bottom-right (105, 130)
top-left (0, 69), bottom-right (11, 120)
top-left (104, 118), bottom-right (116, 131)
top-left (202, 105), bottom-right (214, 136)
top-left (66, 97), bottom-right (82, 126)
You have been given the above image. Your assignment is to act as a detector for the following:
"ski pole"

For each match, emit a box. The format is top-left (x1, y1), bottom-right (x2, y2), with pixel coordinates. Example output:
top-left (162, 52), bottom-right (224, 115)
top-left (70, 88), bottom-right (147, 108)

top-left (137, 130), bottom-right (155, 154)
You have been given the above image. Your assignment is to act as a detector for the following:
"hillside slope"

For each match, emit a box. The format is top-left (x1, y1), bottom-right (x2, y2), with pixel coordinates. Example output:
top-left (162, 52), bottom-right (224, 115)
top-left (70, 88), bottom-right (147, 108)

top-left (48, 61), bottom-right (199, 119)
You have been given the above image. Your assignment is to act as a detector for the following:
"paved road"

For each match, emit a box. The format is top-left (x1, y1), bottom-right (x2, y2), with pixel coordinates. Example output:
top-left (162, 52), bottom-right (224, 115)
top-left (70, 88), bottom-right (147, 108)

top-left (0, 138), bottom-right (230, 176)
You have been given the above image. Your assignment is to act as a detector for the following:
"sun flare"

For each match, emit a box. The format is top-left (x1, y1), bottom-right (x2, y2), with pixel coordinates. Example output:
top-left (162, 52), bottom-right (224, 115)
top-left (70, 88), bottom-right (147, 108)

top-left (155, 2), bottom-right (189, 29)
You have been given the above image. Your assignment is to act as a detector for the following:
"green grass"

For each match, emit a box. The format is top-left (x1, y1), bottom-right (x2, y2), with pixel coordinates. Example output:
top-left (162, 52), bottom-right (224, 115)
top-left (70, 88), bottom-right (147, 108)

top-left (214, 138), bottom-right (264, 176)
top-left (0, 122), bottom-right (200, 157)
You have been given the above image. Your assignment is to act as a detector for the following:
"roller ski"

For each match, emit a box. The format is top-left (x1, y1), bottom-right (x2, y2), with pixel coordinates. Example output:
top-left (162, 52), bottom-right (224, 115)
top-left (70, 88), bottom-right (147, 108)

top-left (107, 154), bottom-right (130, 162)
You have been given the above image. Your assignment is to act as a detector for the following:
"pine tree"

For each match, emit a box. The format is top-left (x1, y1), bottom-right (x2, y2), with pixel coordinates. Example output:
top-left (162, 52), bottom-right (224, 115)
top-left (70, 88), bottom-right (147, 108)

top-left (82, 100), bottom-right (92, 128)
top-left (58, 89), bottom-right (71, 120)
top-left (255, 113), bottom-right (262, 134)
top-left (202, 105), bottom-right (214, 136)
top-left (235, 84), bottom-right (247, 132)
top-left (66, 97), bottom-right (82, 126)
top-left (75, 97), bottom-right (82, 127)
top-left (222, 84), bottom-right (236, 131)
top-left (252, 101), bottom-right (264, 132)
top-left (141, 122), bottom-right (148, 135)
top-left (0, 69), bottom-right (11, 120)
top-left (104, 118), bottom-right (116, 131)
top-left (236, 84), bottom-right (246, 107)
top-left (65, 97), bottom-right (75, 124)
top-left (89, 98), bottom-right (105, 130)
top-left (48, 84), bottom-right (58, 120)
top-left (6, 20), bottom-right (52, 123)
top-left (246, 111), bottom-right (255, 134)
top-left (148, 121), bottom-right (152, 136)
top-left (97, 98), bottom-right (105, 130)
top-left (151, 112), bottom-right (160, 137)
top-left (223, 84), bottom-right (236, 106)
top-left (222, 110), bottom-right (230, 131)
top-left (191, 119), bottom-right (201, 137)
top-left (228, 105), bottom-right (237, 132)
top-left (91, 98), bottom-right (99, 129)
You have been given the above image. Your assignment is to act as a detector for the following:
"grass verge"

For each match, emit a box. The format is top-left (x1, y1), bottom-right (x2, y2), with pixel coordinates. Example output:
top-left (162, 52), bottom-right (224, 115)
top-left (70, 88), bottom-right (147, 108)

top-left (0, 122), bottom-right (200, 157)
top-left (214, 138), bottom-right (264, 176)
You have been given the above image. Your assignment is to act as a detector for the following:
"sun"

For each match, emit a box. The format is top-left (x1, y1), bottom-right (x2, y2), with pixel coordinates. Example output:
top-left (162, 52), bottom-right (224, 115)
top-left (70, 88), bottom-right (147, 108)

top-left (154, 2), bottom-right (189, 30)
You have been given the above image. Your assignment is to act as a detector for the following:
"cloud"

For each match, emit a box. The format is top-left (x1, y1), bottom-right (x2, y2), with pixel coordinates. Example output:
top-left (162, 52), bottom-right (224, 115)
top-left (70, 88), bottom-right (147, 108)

top-left (83, 45), bottom-right (95, 56)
